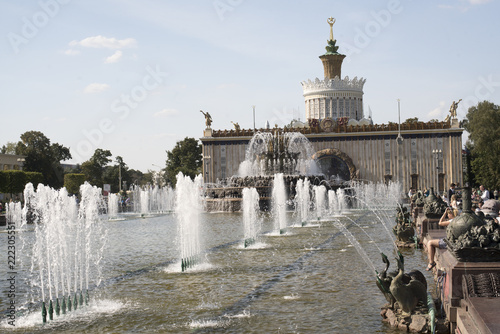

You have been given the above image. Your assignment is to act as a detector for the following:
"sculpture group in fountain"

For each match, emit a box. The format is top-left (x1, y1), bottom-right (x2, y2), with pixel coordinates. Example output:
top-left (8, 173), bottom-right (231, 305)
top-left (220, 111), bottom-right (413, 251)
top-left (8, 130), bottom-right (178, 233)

top-left (393, 206), bottom-right (415, 243)
top-left (377, 253), bottom-right (427, 314)
top-left (445, 186), bottom-right (500, 262)
top-left (422, 188), bottom-right (447, 218)
top-left (238, 131), bottom-right (320, 177)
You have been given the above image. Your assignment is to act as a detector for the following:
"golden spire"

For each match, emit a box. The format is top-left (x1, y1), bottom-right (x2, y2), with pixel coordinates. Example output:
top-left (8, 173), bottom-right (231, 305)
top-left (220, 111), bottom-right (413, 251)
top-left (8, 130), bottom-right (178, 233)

top-left (327, 17), bottom-right (336, 41)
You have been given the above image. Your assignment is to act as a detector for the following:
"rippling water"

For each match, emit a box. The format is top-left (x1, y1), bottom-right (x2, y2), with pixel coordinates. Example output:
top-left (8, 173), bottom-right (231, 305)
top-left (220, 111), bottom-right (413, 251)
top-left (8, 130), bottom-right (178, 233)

top-left (1, 210), bottom-right (435, 333)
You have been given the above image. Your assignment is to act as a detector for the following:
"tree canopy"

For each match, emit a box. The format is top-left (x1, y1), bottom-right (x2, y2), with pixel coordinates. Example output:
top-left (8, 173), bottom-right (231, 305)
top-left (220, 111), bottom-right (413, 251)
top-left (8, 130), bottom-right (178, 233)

top-left (103, 156), bottom-right (133, 192)
top-left (462, 100), bottom-right (500, 190)
top-left (165, 137), bottom-right (202, 187)
top-left (1, 142), bottom-right (17, 154)
top-left (81, 149), bottom-right (112, 187)
top-left (15, 131), bottom-right (71, 188)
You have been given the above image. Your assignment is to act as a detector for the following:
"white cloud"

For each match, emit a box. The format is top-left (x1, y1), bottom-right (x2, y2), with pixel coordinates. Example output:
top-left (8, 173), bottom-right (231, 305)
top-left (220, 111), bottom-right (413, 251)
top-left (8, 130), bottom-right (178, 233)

top-left (105, 50), bottom-right (123, 63)
top-left (468, 0), bottom-right (491, 4)
top-left (84, 83), bottom-right (110, 94)
top-left (154, 108), bottom-right (179, 117)
top-left (69, 35), bottom-right (137, 49)
top-left (439, 0), bottom-right (492, 11)
top-left (64, 49), bottom-right (80, 56)
top-left (428, 101), bottom-right (446, 119)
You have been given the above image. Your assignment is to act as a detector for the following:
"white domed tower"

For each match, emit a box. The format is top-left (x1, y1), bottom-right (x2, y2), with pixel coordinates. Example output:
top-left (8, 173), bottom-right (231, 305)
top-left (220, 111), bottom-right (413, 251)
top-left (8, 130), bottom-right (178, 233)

top-left (301, 18), bottom-right (366, 122)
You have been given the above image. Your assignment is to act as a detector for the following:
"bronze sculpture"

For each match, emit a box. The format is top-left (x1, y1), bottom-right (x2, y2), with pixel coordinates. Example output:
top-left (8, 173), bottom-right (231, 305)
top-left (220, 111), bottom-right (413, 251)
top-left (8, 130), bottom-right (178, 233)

top-left (389, 256), bottom-right (427, 314)
top-left (200, 110), bottom-right (212, 128)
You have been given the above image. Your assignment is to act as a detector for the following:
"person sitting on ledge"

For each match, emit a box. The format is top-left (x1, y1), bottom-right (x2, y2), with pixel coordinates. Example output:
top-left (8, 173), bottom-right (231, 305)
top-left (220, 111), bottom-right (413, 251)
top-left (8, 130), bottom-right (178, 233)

top-left (426, 207), bottom-right (457, 271)
top-left (480, 198), bottom-right (500, 219)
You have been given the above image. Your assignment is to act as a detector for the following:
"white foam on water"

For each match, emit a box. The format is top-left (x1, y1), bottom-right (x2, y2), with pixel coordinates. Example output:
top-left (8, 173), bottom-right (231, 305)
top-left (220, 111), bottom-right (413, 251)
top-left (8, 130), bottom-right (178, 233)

top-left (236, 241), bottom-right (268, 250)
top-left (162, 261), bottom-right (216, 274)
top-left (0, 299), bottom-right (126, 329)
top-left (283, 294), bottom-right (300, 300)
top-left (189, 319), bottom-right (224, 329)
top-left (224, 309), bottom-right (252, 319)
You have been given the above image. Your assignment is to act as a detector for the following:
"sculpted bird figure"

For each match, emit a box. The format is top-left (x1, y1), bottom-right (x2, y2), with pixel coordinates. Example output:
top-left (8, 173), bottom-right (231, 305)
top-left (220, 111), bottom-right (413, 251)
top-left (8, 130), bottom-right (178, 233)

top-left (376, 253), bottom-right (396, 308)
top-left (389, 256), bottom-right (427, 314)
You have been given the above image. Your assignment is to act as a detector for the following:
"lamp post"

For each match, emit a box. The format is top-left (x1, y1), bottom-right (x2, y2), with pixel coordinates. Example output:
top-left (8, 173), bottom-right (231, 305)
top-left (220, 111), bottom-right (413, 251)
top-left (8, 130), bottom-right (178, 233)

top-left (118, 164), bottom-right (122, 192)
top-left (396, 99), bottom-right (403, 188)
top-left (252, 105), bottom-right (256, 132)
top-left (203, 156), bottom-right (211, 183)
top-left (432, 149), bottom-right (442, 192)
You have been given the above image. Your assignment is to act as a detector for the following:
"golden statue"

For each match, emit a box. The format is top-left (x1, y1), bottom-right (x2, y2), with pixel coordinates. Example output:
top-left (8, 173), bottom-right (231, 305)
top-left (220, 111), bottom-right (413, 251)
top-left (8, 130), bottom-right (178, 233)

top-left (327, 17), bottom-right (336, 41)
top-left (200, 110), bottom-right (212, 128)
top-left (445, 99), bottom-right (462, 122)
top-left (231, 121), bottom-right (240, 132)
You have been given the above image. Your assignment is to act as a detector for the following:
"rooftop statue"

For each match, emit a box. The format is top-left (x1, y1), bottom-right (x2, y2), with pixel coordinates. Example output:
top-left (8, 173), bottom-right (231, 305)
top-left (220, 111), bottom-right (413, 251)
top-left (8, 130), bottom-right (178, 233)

top-left (200, 110), bottom-right (212, 129)
top-left (231, 121), bottom-right (240, 132)
top-left (445, 99), bottom-right (461, 122)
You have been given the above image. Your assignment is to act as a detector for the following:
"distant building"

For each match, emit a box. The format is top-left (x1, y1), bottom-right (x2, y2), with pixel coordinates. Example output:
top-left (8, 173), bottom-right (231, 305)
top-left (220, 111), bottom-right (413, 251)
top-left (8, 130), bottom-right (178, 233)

top-left (200, 18), bottom-right (463, 193)
top-left (0, 153), bottom-right (26, 171)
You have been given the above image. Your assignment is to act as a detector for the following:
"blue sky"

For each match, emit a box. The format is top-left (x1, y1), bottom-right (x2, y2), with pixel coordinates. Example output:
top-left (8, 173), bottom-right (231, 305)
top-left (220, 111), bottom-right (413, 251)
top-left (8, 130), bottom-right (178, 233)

top-left (1, 0), bottom-right (499, 172)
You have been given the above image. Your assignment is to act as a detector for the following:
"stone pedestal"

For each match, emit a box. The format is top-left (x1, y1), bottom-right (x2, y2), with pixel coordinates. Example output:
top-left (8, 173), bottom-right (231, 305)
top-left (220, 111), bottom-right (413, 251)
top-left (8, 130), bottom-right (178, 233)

top-left (437, 251), bottom-right (500, 332)
top-left (415, 211), bottom-right (441, 243)
top-left (203, 128), bottom-right (212, 137)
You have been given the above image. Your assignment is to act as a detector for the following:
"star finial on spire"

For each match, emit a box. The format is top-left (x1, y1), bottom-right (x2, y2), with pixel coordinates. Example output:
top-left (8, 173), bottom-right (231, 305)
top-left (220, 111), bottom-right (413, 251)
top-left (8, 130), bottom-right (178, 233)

top-left (327, 17), bottom-right (336, 41)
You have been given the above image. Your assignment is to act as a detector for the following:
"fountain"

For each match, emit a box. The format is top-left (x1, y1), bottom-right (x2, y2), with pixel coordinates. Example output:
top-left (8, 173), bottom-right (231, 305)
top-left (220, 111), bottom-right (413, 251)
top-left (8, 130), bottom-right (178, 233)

top-left (1, 176), bottom-right (443, 332)
top-left (107, 193), bottom-right (119, 219)
top-left (16, 182), bottom-right (106, 323)
top-left (131, 184), bottom-right (176, 216)
top-left (242, 187), bottom-right (261, 247)
top-left (295, 178), bottom-right (311, 225)
top-left (328, 187), bottom-right (348, 216)
top-left (272, 173), bottom-right (287, 234)
top-left (351, 181), bottom-right (402, 210)
top-left (313, 185), bottom-right (327, 220)
top-left (238, 131), bottom-right (320, 177)
top-left (205, 131), bottom-right (352, 212)
top-left (176, 173), bottom-right (204, 271)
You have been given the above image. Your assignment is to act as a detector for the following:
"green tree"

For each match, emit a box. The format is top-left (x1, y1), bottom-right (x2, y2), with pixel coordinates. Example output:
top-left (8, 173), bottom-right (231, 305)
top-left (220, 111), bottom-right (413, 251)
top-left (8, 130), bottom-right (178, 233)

top-left (64, 173), bottom-right (86, 195)
top-left (165, 137), bottom-right (202, 187)
top-left (103, 156), bottom-right (131, 192)
top-left (128, 169), bottom-right (145, 187)
top-left (25, 172), bottom-right (44, 188)
top-left (462, 101), bottom-right (500, 190)
top-left (1, 142), bottom-right (17, 154)
top-left (15, 131), bottom-right (71, 188)
top-left (404, 117), bottom-right (419, 123)
top-left (81, 149), bottom-right (112, 187)
top-left (0, 170), bottom-right (26, 197)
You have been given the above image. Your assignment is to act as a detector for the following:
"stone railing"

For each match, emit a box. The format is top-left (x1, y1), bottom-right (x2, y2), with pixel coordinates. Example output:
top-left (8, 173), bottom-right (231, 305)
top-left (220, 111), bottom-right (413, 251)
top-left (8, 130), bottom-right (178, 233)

top-left (209, 121), bottom-right (452, 138)
top-left (301, 76), bottom-right (366, 95)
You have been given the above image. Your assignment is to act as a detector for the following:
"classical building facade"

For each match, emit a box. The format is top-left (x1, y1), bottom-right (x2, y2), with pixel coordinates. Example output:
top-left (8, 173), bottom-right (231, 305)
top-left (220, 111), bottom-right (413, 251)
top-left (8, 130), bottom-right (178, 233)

top-left (200, 19), bottom-right (463, 194)
top-left (0, 153), bottom-right (25, 171)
